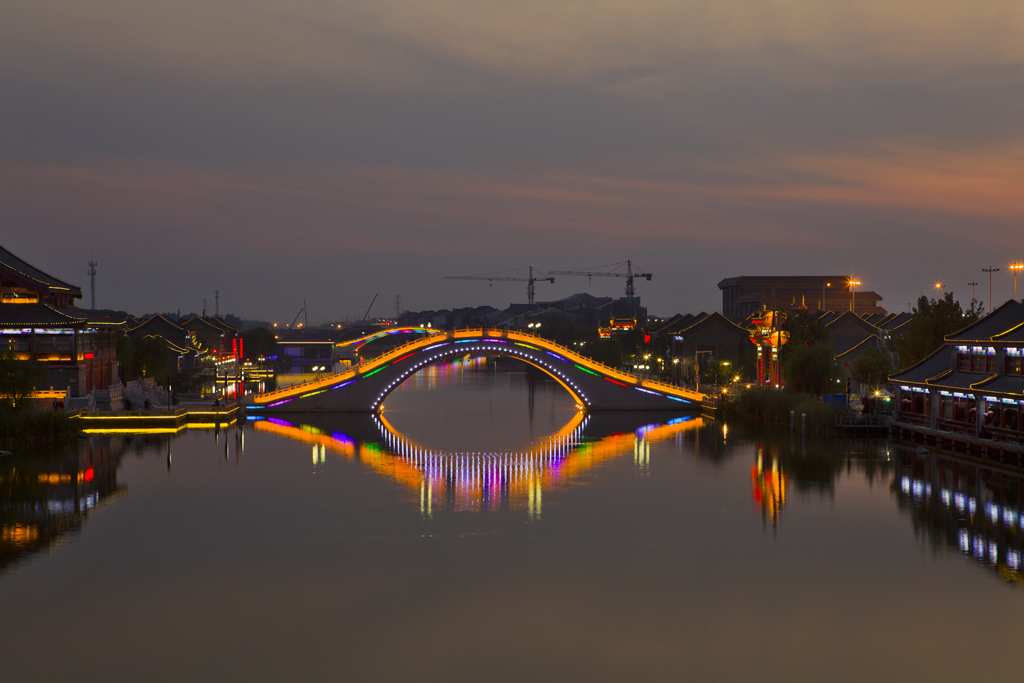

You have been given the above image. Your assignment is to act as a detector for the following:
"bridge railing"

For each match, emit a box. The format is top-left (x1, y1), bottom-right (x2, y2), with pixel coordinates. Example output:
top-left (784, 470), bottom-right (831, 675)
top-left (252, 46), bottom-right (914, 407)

top-left (473, 329), bottom-right (713, 404)
top-left (253, 332), bottom-right (455, 403)
top-left (253, 328), bottom-right (714, 406)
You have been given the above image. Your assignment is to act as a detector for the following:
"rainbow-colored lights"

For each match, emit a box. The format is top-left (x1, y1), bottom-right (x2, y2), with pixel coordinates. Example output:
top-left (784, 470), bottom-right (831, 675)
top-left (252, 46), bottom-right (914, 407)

top-left (250, 328), bottom-right (709, 410)
top-left (251, 413), bottom-right (704, 518)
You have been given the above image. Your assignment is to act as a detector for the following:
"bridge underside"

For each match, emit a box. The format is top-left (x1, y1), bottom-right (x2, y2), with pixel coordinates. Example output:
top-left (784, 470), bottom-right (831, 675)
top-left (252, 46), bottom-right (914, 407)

top-left (246, 330), bottom-right (711, 414)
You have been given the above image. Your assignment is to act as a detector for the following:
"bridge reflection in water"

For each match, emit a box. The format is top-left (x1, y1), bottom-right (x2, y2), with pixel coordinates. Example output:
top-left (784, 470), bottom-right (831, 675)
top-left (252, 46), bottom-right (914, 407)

top-left (250, 412), bottom-right (704, 519)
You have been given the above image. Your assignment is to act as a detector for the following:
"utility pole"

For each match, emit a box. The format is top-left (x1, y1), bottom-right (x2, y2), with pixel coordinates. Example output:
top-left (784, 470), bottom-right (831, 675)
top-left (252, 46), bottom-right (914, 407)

top-left (87, 259), bottom-right (98, 310)
top-left (982, 266), bottom-right (999, 313)
top-left (1010, 264), bottom-right (1023, 301)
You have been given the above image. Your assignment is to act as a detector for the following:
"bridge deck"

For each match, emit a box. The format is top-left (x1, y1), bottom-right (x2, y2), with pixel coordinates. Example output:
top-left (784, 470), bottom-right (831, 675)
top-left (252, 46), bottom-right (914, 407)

top-left (248, 328), bottom-right (713, 411)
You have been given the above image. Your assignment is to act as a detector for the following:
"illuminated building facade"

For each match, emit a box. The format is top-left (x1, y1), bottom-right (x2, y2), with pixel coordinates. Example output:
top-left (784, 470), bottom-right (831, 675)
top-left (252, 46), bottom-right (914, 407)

top-left (892, 300), bottom-right (1024, 464)
top-left (0, 244), bottom-right (121, 394)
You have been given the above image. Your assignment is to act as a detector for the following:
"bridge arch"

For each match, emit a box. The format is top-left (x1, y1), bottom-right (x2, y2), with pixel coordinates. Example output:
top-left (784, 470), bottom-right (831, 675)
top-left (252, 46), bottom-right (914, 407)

top-left (245, 329), bottom-right (712, 413)
top-left (365, 339), bottom-right (591, 411)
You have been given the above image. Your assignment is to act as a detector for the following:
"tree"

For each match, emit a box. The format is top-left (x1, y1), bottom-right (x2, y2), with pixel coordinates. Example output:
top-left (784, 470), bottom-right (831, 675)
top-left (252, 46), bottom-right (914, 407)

top-left (784, 342), bottom-right (842, 396)
top-left (783, 310), bottom-right (829, 348)
top-left (117, 334), bottom-right (173, 383)
top-left (894, 293), bottom-right (981, 370)
top-left (0, 353), bottom-right (46, 411)
top-left (241, 327), bottom-right (277, 360)
top-left (850, 345), bottom-right (893, 391)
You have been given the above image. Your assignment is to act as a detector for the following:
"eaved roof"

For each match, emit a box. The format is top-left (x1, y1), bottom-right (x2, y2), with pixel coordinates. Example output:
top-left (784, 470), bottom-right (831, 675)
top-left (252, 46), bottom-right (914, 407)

top-left (834, 333), bottom-right (883, 358)
top-left (993, 321), bottom-right (1024, 344)
top-left (945, 300), bottom-right (1024, 343)
top-left (62, 306), bottom-right (125, 327)
top-left (879, 312), bottom-right (914, 330)
top-left (0, 244), bottom-right (82, 298)
top-left (890, 346), bottom-right (953, 385)
top-left (675, 311), bottom-right (749, 336)
top-left (0, 302), bottom-right (86, 328)
top-left (651, 313), bottom-right (697, 335)
top-left (204, 317), bottom-right (240, 333)
top-left (825, 310), bottom-right (883, 336)
top-left (126, 314), bottom-right (190, 343)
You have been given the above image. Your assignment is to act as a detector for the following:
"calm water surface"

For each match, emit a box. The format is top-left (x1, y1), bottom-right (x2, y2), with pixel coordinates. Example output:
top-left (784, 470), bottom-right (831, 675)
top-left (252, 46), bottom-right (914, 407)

top-left (1, 358), bottom-right (1022, 681)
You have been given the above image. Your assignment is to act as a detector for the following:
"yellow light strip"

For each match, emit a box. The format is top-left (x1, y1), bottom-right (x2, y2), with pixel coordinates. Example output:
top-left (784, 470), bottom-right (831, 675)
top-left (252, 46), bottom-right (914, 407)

top-left (252, 328), bottom-right (711, 405)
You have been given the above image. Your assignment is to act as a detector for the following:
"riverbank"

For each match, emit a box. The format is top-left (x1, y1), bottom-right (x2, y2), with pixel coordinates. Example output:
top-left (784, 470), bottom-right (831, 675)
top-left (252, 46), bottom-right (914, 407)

top-left (721, 386), bottom-right (844, 435)
top-left (0, 410), bottom-right (79, 449)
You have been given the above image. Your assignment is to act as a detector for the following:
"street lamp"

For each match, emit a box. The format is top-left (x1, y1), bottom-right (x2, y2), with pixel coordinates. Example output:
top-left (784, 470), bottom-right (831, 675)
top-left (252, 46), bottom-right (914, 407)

top-left (822, 281), bottom-right (831, 311)
top-left (982, 266), bottom-right (1000, 313)
top-left (967, 281), bottom-right (978, 304)
top-left (848, 279), bottom-right (861, 312)
top-left (1010, 263), bottom-right (1024, 301)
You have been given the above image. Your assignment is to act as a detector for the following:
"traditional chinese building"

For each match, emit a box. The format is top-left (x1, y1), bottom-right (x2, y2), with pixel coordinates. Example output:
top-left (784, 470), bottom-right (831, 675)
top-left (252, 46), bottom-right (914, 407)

top-left (0, 245), bottom-right (121, 394)
top-left (891, 300), bottom-right (1024, 465)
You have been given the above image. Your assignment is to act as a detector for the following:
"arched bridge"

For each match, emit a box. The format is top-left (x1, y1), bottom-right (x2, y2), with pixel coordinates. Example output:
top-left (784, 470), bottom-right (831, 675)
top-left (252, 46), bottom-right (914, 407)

top-left (244, 328), bottom-right (713, 413)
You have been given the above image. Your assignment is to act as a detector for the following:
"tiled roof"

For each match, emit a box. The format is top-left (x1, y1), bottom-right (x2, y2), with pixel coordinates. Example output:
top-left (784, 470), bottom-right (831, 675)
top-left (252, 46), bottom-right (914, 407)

top-left (676, 311), bottom-right (749, 336)
top-left (890, 346), bottom-right (953, 384)
top-left (0, 244), bottom-right (82, 297)
top-left (834, 334), bottom-right (882, 358)
top-left (126, 315), bottom-right (189, 343)
top-left (945, 300), bottom-right (1024, 342)
top-left (972, 375), bottom-right (1024, 396)
top-left (0, 303), bottom-right (86, 328)
top-left (62, 306), bottom-right (125, 327)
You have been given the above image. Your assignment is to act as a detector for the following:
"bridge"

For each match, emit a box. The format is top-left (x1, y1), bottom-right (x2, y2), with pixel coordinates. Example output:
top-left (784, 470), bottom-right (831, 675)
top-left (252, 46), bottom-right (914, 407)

top-left (244, 328), bottom-right (713, 413)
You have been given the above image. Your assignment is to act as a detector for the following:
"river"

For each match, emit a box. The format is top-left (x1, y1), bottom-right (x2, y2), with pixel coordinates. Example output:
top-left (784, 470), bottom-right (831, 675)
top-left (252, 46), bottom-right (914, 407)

top-left (1, 357), bottom-right (1021, 681)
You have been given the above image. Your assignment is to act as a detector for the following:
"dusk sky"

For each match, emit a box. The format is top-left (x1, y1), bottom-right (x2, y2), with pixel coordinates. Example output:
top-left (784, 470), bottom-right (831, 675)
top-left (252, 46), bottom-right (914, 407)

top-left (3, 1), bottom-right (1023, 322)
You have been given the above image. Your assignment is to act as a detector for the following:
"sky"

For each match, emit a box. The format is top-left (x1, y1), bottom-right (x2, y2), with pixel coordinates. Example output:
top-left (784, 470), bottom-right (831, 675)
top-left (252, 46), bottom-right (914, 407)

top-left (2, 1), bottom-right (1023, 322)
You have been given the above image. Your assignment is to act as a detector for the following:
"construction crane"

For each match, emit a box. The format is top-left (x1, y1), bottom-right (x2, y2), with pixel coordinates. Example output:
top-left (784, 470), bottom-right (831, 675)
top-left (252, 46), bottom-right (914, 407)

top-left (444, 266), bottom-right (555, 305)
top-left (549, 260), bottom-right (652, 298)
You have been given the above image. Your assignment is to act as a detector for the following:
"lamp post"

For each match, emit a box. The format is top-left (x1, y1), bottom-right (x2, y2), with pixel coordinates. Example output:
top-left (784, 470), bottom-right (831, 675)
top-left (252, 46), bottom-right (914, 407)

top-left (934, 282), bottom-right (944, 297)
top-left (822, 281), bottom-right (831, 311)
top-left (848, 279), bottom-right (861, 313)
top-left (967, 281), bottom-right (978, 304)
top-left (982, 266), bottom-right (1000, 313)
top-left (1010, 263), bottom-right (1024, 301)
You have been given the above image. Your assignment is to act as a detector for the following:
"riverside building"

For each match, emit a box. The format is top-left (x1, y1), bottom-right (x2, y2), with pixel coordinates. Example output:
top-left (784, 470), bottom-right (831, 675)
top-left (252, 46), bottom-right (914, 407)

top-left (0, 244), bottom-right (121, 395)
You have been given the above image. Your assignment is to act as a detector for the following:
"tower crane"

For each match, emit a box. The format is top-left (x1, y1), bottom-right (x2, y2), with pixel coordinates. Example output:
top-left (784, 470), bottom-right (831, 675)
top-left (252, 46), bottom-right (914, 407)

top-left (549, 260), bottom-right (652, 298)
top-left (444, 266), bottom-right (555, 305)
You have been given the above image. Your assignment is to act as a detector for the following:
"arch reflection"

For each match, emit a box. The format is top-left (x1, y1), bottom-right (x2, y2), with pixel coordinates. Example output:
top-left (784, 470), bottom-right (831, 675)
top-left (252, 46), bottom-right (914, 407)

top-left (250, 413), bottom-right (704, 518)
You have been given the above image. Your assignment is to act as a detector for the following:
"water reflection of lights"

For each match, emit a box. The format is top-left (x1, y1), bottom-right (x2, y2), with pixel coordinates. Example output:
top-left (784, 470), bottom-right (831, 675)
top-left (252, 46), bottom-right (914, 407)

top-left (751, 444), bottom-right (788, 525)
top-left (250, 414), bottom-right (704, 519)
top-left (899, 472), bottom-right (1023, 586)
top-left (393, 355), bottom-right (488, 392)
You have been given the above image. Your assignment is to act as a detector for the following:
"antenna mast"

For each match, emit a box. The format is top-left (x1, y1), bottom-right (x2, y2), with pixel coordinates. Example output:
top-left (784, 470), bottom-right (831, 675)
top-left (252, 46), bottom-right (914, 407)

top-left (87, 259), bottom-right (98, 309)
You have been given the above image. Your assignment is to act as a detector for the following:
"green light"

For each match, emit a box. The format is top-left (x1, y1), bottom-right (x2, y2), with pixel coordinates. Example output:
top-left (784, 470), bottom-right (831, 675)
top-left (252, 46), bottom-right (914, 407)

top-left (574, 364), bottom-right (599, 376)
top-left (362, 367), bottom-right (385, 378)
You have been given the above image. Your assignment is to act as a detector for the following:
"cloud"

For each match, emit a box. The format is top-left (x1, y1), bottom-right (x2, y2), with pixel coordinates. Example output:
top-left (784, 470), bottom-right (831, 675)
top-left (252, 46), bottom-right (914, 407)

top-left (2, 1), bottom-right (1023, 318)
